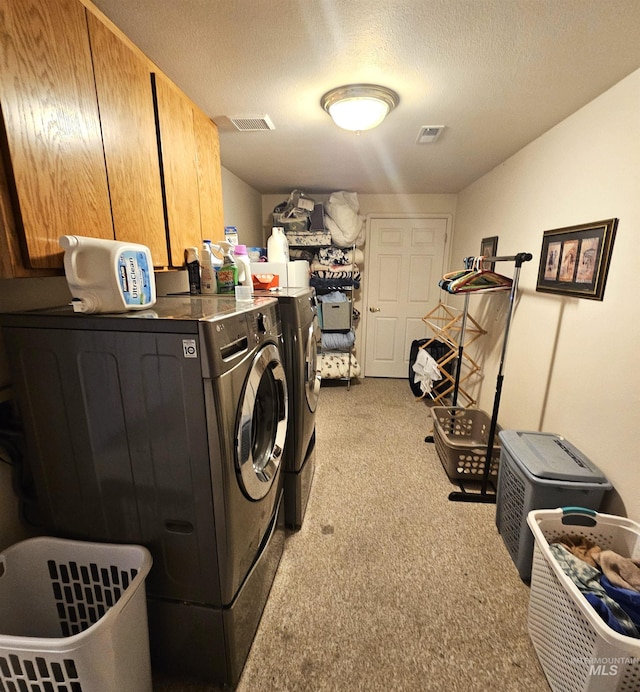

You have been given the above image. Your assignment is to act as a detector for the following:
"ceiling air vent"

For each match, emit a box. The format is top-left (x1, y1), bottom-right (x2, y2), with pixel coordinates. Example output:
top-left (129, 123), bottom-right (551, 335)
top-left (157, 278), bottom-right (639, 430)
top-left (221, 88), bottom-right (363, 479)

top-left (416, 125), bottom-right (444, 144)
top-left (229, 114), bottom-right (275, 131)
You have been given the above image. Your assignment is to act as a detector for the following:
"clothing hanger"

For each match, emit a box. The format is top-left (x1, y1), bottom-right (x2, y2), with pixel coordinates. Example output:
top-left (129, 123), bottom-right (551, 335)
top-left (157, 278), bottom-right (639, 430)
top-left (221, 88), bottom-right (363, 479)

top-left (447, 256), bottom-right (512, 293)
top-left (438, 256), bottom-right (476, 291)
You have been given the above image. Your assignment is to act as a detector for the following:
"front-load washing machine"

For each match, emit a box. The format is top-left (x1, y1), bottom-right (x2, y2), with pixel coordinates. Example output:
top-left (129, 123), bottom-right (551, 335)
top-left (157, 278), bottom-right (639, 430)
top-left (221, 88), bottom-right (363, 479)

top-left (256, 287), bottom-right (321, 528)
top-left (0, 295), bottom-right (288, 686)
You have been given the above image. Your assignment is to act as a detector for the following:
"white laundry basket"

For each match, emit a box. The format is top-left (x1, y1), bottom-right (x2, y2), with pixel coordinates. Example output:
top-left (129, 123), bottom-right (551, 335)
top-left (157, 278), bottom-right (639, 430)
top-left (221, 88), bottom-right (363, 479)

top-left (0, 536), bottom-right (153, 692)
top-left (527, 508), bottom-right (640, 692)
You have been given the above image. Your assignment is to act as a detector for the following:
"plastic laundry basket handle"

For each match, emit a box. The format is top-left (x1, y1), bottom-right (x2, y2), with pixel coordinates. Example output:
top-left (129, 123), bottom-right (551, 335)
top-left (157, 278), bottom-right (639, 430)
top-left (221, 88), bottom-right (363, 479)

top-left (560, 506), bottom-right (597, 526)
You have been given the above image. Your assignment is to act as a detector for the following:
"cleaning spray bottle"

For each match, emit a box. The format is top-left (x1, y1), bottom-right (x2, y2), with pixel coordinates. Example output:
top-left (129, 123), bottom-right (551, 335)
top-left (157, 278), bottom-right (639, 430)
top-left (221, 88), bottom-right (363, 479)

top-left (216, 241), bottom-right (238, 294)
top-left (233, 244), bottom-right (253, 295)
top-left (200, 240), bottom-right (217, 294)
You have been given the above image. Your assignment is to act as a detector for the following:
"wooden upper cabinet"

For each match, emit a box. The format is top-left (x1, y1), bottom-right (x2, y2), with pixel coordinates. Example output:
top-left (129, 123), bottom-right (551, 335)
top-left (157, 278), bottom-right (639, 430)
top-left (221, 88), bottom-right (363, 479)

top-left (0, 0), bottom-right (114, 269)
top-left (193, 110), bottom-right (224, 243)
top-left (152, 72), bottom-right (202, 268)
top-left (86, 13), bottom-right (168, 267)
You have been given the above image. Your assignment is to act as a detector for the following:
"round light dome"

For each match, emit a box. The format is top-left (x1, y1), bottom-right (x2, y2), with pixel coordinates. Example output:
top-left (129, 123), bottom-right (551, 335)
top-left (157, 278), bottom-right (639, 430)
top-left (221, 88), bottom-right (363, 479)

top-left (321, 84), bottom-right (399, 132)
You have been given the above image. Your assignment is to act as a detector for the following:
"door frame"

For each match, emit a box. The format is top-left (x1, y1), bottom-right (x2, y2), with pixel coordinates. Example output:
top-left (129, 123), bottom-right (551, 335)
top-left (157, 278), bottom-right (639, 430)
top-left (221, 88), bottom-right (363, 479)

top-left (361, 213), bottom-right (453, 378)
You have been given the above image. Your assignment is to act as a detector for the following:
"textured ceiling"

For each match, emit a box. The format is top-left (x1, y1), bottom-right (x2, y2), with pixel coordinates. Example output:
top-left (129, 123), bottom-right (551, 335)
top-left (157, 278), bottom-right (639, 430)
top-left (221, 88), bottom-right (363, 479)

top-left (92, 0), bottom-right (640, 195)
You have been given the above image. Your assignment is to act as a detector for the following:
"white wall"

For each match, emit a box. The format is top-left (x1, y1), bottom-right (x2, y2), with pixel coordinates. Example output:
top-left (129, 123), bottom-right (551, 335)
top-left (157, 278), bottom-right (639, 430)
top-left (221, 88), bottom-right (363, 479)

top-left (221, 167), bottom-right (263, 247)
top-left (452, 68), bottom-right (640, 520)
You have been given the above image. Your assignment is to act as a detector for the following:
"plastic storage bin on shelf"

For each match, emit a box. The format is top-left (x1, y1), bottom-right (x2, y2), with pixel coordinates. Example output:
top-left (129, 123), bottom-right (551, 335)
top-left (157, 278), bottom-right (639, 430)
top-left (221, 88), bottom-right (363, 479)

top-left (431, 406), bottom-right (502, 481)
top-left (0, 536), bottom-right (153, 692)
top-left (527, 508), bottom-right (640, 692)
top-left (496, 430), bottom-right (611, 581)
top-left (320, 300), bottom-right (351, 331)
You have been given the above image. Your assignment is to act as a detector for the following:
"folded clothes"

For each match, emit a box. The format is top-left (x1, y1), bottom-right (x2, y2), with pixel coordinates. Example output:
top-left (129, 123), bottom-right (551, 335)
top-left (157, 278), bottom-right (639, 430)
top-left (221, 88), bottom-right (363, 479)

top-left (316, 246), bottom-right (364, 266)
top-left (321, 330), bottom-right (355, 351)
top-left (318, 352), bottom-right (361, 379)
top-left (310, 261), bottom-right (358, 274)
top-left (310, 276), bottom-right (360, 290)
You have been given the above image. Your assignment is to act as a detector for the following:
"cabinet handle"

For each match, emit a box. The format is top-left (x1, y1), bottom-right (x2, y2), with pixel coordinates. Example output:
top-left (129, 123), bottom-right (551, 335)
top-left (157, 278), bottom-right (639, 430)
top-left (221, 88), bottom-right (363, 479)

top-left (369, 307), bottom-right (381, 312)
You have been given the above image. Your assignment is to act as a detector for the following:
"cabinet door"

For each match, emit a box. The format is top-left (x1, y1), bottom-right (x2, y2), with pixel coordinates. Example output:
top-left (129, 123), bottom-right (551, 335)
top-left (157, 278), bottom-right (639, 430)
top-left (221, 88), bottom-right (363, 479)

top-left (193, 110), bottom-right (224, 242)
top-left (0, 0), bottom-right (113, 269)
top-left (87, 13), bottom-right (168, 266)
top-left (152, 72), bottom-right (202, 268)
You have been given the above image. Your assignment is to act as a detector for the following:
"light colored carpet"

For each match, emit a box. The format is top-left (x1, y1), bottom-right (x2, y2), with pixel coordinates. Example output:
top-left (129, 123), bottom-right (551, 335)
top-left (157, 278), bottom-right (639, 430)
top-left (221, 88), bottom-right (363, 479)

top-left (155, 377), bottom-right (549, 691)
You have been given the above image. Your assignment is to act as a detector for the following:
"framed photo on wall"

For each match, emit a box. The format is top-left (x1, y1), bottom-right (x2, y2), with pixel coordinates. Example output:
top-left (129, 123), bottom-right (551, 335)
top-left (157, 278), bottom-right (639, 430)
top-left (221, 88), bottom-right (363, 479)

top-left (536, 218), bottom-right (617, 301)
top-left (480, 236), bottom-right (498, 270)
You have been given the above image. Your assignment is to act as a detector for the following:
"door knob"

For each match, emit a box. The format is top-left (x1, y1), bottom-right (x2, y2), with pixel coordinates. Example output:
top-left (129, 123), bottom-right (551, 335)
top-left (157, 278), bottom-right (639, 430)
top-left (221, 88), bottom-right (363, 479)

top-left (369, 307), bottom-right (381, 312)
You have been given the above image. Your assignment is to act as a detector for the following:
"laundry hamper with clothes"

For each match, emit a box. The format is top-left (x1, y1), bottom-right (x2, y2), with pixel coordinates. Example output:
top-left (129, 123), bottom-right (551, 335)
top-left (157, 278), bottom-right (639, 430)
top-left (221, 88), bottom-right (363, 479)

top-left (0, 536), bottom-right (153, 692)
top-left (496, 430), bottom-right (611, 581)
top-left (527, 508), bottom-right (640, 692)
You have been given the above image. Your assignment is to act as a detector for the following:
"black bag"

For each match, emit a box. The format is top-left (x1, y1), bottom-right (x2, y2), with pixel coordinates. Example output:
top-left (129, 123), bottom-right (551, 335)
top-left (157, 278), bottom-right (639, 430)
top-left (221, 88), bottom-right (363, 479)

top-left (408, 339), bottom-right (454, 397)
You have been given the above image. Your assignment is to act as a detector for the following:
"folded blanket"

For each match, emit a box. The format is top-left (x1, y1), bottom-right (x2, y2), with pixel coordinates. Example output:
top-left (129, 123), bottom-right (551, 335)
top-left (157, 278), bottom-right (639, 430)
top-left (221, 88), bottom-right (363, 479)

top-left (316, 247), bottom-right (365, 266)
top-left (319, 352), bottom-right (361, 379)
top-left (310, 276), bottom-right (360, 290)
top-left (321, 330), bottom-right (355, 351)
top-left (285, 230), bottom-right (332, 246)
top-left (311, 260), bottom-right (354, 272)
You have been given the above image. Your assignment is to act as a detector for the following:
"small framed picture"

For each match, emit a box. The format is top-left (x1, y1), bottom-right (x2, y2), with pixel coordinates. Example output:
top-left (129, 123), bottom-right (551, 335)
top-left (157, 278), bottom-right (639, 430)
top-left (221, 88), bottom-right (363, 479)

top-left (536, 219), bottom-right (617, 300)
top-left (480, 236), bottom-right (498, 270)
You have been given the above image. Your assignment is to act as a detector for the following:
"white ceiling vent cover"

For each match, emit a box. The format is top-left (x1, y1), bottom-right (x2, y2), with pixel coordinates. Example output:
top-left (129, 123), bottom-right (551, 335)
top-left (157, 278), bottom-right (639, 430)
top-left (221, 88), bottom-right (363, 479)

top-left (230, 115), bottom-right (275, 131)
top-left (416, 125), bottom-right (445, 144)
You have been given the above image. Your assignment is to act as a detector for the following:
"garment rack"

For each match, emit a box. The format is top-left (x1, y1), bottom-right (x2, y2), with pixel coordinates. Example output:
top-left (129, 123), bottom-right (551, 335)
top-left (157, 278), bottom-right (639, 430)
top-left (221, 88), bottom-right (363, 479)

top-left (445, 252), bottom-right (533, 504)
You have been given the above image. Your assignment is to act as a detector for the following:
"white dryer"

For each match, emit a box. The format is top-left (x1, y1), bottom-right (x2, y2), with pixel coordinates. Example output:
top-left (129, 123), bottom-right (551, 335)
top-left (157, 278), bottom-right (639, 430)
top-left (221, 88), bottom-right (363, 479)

top-left (0, 295), bottom-right (288, 686)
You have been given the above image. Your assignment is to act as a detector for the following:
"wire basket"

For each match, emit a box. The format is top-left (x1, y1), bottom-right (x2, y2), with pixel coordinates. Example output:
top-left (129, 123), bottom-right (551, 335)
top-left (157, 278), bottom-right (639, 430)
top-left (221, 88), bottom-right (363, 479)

top-left (0, 536), bottom-right (153, 692)
top-left (431, 406), bottom-right (501, 481)
top-left (527, 508), bottom-right (640, 691)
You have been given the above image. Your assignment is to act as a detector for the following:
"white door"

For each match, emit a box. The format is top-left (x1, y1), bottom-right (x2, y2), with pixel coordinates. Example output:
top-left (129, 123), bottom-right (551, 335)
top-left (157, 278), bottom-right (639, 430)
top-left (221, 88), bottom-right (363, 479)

top-left (364, 216), bottom-right (448, 377)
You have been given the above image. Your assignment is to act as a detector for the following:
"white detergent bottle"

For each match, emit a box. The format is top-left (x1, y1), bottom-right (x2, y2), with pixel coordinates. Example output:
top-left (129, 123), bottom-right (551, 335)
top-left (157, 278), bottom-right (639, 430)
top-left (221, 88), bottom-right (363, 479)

top-left (200, 240), bottom-right (217, 294)
top-left (59, 235), bottom-right (156, 314)
top-left (267, 226), bottom-right (289, 263)
top-left (233, 244), bottom-right (253, 293)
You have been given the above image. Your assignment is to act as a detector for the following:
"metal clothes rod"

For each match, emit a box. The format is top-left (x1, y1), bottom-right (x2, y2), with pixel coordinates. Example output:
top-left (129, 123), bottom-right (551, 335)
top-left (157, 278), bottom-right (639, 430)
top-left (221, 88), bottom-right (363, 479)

top-left (448, 251), bottom-right (532, 504)
top-left (469, 252), bottom-right (533, 264)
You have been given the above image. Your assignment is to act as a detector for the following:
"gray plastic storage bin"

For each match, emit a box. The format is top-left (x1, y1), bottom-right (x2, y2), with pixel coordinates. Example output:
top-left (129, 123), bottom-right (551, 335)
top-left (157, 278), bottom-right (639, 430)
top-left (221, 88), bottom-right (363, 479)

top-left (320, 300), bottom-right (351, 331)
top-left (495, 430), bottom-right (611, 581)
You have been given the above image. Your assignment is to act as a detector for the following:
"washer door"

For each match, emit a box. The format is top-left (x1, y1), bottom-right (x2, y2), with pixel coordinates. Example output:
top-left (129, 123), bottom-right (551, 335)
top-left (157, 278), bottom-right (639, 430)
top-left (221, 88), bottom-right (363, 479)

top-left (236, 342), bottom-right (288, 500)
top-left (305, 316), bottom-right (321, 412)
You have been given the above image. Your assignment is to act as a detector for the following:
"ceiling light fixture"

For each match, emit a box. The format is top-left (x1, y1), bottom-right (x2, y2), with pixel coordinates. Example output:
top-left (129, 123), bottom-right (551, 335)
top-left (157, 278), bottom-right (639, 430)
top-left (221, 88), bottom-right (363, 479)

top-left (321, 84), bottom-right (399, 133)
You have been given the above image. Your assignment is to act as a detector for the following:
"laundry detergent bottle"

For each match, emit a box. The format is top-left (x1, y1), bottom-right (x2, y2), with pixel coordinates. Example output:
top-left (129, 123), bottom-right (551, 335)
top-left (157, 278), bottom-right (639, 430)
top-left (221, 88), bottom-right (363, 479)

top-left (59, 235), bottom-right (156, 313)
top-left (216, 241), bottom-right (238, 294)
top-left (267, 226), bottom-right (289, 263)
